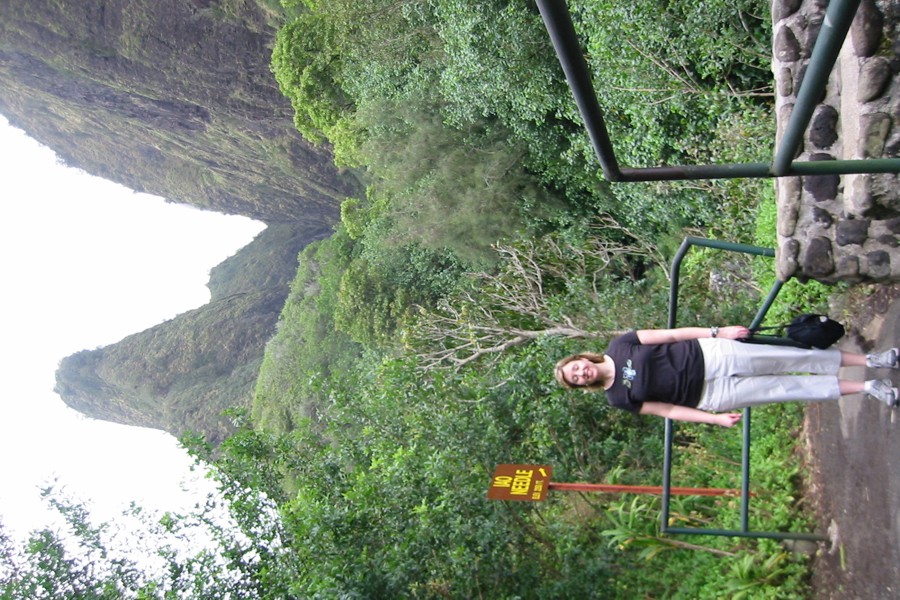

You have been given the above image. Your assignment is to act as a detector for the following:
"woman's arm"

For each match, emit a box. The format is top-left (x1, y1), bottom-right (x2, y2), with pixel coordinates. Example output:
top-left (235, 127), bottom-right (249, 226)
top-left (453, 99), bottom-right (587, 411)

top-left (636, 326), bottom-right (749, 344)
top-left (639, 401), bottom-right (742, 428)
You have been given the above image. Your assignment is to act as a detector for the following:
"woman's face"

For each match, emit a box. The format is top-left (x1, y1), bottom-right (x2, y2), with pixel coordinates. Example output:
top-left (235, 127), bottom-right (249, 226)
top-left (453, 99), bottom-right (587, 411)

top-left (561, 358), bottom-right (601, 387)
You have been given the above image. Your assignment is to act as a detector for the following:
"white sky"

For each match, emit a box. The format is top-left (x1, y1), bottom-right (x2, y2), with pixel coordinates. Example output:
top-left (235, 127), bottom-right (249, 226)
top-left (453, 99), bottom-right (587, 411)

top-left (0, 115), bottom-right (267, 538)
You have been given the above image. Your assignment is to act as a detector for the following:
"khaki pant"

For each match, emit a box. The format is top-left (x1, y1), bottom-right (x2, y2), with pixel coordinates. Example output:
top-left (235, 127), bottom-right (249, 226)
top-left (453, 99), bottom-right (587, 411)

top-left (695, 339), bottom-right (842, 412)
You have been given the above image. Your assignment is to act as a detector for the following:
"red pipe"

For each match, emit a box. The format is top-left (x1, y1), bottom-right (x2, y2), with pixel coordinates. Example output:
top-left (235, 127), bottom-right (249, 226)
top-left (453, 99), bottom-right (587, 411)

top-left (548, 482), bottom-right (751, 497)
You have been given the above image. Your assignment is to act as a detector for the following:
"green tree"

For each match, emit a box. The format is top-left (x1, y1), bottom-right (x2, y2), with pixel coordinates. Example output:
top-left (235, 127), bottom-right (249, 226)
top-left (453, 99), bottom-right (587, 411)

top-left (356, 99), bottom-right (561, 263)
top-left (334, 257), bottom-right (425, 349)
top-left (271, 10), bottom-right (351, 146)
top-left (0, 476), bottom-right (304, 599)
top-left (0, 491), bottom-right (145, 600)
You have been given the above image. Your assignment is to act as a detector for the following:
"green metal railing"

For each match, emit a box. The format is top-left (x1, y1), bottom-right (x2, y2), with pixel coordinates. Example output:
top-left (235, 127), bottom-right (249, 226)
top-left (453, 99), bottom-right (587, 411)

top-left (531, 0), bottom-right (879, 540)
top-left (664, 238), bottom-right (827, 542)
top-left (535, 0), bottom-right (900, 182)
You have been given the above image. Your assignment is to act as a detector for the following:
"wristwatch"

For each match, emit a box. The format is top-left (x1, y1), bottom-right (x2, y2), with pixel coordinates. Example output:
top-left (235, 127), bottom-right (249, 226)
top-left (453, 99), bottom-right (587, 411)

top-left (710, 326), bottom-right (719, 338)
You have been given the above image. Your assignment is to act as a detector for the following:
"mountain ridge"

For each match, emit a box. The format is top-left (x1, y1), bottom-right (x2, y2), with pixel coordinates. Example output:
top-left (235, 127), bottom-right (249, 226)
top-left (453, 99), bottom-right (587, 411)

top-left (0, 0), bottom-right (353, 442)
top-left (54, 222), bottom-right (331, 444)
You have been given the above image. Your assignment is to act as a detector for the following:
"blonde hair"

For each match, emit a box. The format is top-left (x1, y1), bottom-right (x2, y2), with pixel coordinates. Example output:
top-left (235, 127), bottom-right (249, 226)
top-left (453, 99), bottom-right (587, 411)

top-left (554, 352), bottom-right (606, 392)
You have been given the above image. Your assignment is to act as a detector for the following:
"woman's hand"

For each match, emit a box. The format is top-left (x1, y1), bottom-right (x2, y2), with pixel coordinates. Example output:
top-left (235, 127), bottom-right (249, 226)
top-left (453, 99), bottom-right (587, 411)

top-left (717, 325), bottom-right (750, 340)
top-left (715, 412), bottom-right (742, 428)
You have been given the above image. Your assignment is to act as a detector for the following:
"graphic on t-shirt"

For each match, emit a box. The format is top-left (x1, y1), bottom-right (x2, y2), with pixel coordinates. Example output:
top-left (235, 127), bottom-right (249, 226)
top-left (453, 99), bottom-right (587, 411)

top-left (621, 359), bottom-right (636, 389)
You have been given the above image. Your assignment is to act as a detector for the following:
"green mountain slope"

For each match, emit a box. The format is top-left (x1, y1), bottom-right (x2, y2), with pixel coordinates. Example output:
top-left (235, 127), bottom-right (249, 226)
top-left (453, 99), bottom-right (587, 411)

top-left (0, 0), bottom-right (357, 441)
top-left (54, 222), bottom-right (331, 444)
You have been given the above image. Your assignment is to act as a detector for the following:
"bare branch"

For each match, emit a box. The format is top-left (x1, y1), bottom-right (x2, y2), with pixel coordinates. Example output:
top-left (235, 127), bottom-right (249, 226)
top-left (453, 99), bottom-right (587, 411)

top-left (405, 216), bottom-right (666, 372)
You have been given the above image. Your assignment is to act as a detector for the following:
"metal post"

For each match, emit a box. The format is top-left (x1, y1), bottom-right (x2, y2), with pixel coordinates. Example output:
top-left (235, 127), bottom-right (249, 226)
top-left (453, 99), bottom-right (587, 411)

top-left (537, 0), bottom-right (898, 181)
top-left (668, 237), bottom-right (776, 328)
top-left (750, 279), bottom-right (786, 330)
top-left (740, 408), bottom-right (751, 533)
top-left (661, 418), bottom-right (673, 534)
top-left (535, 0), bottom-right (622, 181)
top-left (664, 526), bottom-right (828, 542)
top-left (621, 158), bottom-right (900, 181)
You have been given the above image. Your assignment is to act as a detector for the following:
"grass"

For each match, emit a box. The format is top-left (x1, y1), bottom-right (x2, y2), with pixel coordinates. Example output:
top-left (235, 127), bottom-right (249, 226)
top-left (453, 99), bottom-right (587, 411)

top-left (601, 403), bottom-right (814, 599)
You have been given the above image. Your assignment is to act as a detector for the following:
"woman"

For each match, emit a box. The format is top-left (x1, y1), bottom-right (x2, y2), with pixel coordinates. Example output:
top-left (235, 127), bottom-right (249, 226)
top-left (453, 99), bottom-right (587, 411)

top-left (554, 325), bottom-right (898, 427)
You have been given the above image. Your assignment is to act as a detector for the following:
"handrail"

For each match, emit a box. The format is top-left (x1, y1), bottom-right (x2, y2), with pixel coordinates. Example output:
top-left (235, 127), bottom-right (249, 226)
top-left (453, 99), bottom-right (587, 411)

top-left (535, 0), bottom-right (900, 182)
top-left (534, 0), bottom-right (871, 541)
top-left (662, 237), bottom-right (827, 541)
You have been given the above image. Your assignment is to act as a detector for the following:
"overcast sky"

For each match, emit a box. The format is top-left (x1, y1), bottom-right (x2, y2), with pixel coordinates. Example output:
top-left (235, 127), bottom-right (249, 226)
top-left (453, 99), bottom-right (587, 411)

top-left (0, 114), bottom-right (266, 538)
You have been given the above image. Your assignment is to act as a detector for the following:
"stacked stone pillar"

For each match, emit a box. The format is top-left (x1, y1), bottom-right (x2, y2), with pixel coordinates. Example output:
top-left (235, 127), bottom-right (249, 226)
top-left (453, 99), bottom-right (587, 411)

top-left (773, 0), bottom-right (900, 283)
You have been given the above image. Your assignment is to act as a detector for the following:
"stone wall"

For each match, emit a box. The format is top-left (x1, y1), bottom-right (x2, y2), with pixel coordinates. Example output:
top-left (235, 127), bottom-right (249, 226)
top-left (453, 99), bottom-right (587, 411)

top-left (773, 0), bottom-right (900, 283)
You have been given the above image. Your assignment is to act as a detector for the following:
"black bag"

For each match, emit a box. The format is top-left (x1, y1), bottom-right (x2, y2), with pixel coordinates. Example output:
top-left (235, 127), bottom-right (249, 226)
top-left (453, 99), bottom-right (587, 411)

top-left (751, 313), bottom-right (846, 349)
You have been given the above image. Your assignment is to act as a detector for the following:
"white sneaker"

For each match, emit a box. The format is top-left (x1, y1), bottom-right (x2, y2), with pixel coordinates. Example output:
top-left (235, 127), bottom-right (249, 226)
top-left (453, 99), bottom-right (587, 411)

top-left (866, 348), bottom-right (898, 369)
top-left (866, 379), bottom-right (898, 407)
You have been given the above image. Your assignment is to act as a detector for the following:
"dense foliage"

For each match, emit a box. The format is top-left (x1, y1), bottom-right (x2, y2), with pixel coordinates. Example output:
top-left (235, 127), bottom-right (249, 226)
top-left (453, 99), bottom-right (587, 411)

top-left (271, 0), bottom-right (775, 245)
top-left (240, 1), bottom-right (824, 597)
top-left (11, 0), bottom-right (834, 598)
top-left (259, 0), bottom-right (821, 597)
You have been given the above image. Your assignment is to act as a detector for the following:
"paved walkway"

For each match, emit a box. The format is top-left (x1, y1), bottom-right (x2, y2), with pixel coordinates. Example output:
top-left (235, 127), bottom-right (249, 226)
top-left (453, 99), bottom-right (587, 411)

top-left (806, 284), bottom-right (900, 598)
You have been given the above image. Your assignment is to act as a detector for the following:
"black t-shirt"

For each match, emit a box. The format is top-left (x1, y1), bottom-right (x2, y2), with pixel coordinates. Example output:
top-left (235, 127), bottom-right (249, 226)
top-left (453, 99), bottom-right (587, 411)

top-left (604, 331), bottom-right (705, 414)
